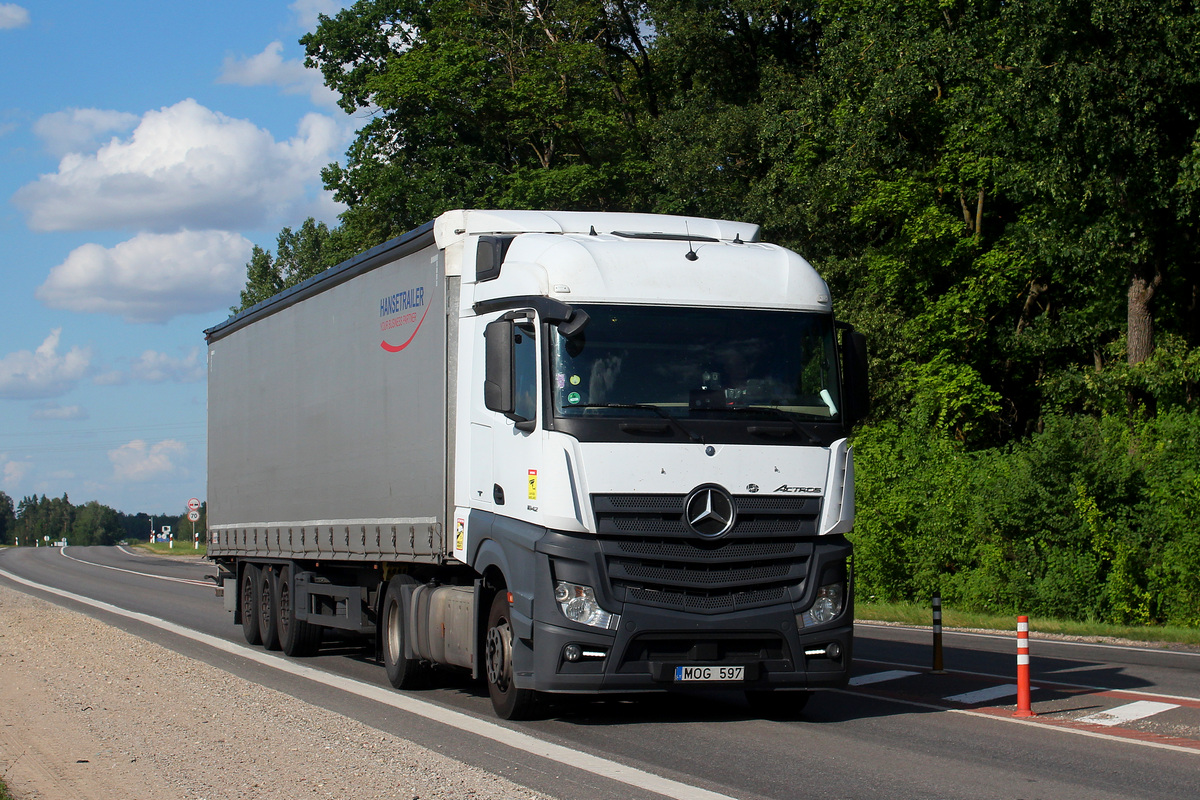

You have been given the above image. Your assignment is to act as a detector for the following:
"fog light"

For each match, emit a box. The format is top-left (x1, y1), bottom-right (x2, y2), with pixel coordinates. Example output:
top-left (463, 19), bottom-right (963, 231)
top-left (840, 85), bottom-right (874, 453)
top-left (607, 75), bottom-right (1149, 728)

top-left (825, 642), bottom-right (842, 660)
top-left (554, 581), bottom-right (620, 630)
top-left (564, 644), bottom-right (583, 662)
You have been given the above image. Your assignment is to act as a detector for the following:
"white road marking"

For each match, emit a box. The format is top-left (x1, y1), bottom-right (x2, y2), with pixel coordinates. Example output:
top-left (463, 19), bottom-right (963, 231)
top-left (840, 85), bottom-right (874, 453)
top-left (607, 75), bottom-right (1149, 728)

top-left (0, 566), bottom-right (736, 800)
top-left (848, 670), bottom-right (919, 686)
top-left (857, 656), bottom-right (1200, 704)
top-left (1079, 701), bottom-right (1180, 727)
top-left (57, 546), bottom-right (214, 587)
top-left (944, 684), bottom-right (1021, 705)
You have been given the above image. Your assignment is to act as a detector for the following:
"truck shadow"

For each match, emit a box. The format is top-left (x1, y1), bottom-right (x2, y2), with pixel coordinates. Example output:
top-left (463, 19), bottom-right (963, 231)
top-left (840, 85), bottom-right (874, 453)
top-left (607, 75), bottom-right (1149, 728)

top-left (327, 637), bottom-right (1163, 726)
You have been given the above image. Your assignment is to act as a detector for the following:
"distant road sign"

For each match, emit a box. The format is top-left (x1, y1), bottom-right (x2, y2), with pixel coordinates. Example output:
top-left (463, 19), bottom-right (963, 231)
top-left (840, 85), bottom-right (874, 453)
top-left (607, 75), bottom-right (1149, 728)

top-left (187, 498), bottom-right (201, 511)
top-left (188, 510), bottom-right (201, 522)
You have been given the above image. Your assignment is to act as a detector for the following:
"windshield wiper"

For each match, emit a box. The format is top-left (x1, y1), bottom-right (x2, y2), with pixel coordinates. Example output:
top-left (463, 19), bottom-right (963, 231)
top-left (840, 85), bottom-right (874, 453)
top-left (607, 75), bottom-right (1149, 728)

top-left (719, 405), bottom-right (823, 444)
top-left (569, 403), bottom-right (703, 442)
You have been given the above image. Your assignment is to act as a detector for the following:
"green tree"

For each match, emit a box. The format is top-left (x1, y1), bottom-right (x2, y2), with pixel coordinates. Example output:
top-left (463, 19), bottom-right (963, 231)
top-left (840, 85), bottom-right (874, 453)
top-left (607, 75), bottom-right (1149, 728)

top-left (302, 0), bottom-right (658, 245)
top-left (235, 219), bottom-right (337, 313)
top-left (13, 494), bottom-right (73, 545)
top-left (70, 501), bottom-right (122, 546)
top-left (762, 0), bottom-right (1200, 438)
top-left (0, 491), bottom-right (15, 545)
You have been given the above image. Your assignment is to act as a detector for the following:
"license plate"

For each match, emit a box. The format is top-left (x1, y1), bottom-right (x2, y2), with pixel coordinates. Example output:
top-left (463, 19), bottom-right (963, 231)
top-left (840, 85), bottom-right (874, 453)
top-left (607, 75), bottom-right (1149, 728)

top-left (674, 665), bottom-right (745, 682)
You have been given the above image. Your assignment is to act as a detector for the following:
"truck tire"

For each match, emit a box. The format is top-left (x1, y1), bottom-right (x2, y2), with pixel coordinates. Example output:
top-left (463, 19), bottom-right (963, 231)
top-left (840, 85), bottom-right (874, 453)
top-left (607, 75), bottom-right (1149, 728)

top-left (485, 591), bottom-right (539, 720)
top-left (381, 575), bottom-right (428, 689)
top-left (239, 563), bottom-right (262, 645)
top-left (276, 566), bottom-right (322, 657)
top-left (259, 566), bottom-right (281, 651)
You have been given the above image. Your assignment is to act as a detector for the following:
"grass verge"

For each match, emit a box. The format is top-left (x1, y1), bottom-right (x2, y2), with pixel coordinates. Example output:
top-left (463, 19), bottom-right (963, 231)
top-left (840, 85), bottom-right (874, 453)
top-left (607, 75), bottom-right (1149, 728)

top-left (856, 600), bottom-right (1200, 648)
top-left (129, 541), bottom-right (207, 557)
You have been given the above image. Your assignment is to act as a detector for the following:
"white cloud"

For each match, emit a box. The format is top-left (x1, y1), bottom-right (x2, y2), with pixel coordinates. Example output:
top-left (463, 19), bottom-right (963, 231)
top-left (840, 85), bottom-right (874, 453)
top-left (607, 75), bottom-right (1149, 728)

top-left (0, 329), bottom-right (91, 400)
top-left (219, 41), bottom-right (340, 110)
top-left (0, 4), bottom-right (29, 29)
top-left (92, 370), bottom-right (126, 387)
top-left (14, 98), bottom-right (346, 233)
top-left (33, 108), bottom-right (140, 158)
top-left (2, 455), bottom-right (32, 489)
top-left (36, 230), bottom-right (252, 324)
top-left (130, 348), bottom-right (205, 383)
top-left (30, 402), bottom-right (88, 421)
top-left (109, 439), bottom-right (188, 482)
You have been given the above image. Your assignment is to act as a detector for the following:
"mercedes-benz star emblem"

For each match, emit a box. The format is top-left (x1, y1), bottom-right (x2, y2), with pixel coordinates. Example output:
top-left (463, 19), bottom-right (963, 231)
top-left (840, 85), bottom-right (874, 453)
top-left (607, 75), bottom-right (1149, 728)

top-left (683, 485), bottom-right (737, 538)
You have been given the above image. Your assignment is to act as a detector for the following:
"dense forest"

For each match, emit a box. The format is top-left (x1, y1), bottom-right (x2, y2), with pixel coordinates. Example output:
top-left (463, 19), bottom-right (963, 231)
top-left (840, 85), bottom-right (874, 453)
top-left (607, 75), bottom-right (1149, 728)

top-left (0, 490), bottom-right (202, 548)
top-left (232, 0), bottom-right (1200, 625)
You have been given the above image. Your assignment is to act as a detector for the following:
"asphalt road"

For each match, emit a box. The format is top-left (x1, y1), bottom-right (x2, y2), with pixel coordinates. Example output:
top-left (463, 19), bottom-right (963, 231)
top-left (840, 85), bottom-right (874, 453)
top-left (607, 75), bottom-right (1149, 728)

top-left (2, 544), bottom-right (1197, 800)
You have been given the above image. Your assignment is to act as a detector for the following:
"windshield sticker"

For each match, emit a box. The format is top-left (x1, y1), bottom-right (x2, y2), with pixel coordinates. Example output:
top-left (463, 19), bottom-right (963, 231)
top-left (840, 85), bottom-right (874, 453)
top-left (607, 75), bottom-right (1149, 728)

top-left (568, 391), bottom-right (581, 404)
top-left (569, 374), bottom-right (581, 385)
top-left (379, 285), bottom-right (429, 353)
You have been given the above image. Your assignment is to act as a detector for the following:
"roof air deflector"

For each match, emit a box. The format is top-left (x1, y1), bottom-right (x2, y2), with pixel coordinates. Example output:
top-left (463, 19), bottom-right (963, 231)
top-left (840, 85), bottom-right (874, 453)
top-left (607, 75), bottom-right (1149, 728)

top-left (610, 230), bottom-right (721, 243)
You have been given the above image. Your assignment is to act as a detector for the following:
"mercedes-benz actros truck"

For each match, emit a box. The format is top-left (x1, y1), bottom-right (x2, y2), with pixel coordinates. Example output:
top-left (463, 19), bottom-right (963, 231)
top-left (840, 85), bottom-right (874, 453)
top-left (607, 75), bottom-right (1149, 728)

top-left (206, 209), bottom-right (867, 719)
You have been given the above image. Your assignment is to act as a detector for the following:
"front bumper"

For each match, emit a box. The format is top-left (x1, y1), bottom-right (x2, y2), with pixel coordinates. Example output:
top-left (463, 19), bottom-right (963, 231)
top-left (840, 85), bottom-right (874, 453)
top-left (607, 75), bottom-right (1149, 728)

top-left (474, 511), bottom-right (854, 695)
top-left (526, 604), bottom-right (852, 694)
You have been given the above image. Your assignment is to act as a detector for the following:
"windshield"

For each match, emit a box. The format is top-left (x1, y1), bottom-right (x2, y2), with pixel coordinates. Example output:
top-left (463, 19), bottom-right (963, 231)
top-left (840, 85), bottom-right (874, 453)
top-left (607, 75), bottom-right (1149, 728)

top-left (551, 305), bottom-right (841, 422)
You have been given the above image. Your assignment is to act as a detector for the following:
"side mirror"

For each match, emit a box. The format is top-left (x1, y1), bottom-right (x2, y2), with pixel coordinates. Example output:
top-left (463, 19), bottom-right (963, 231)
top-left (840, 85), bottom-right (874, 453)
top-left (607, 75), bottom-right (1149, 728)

top-left (484, 316), bottom-right (537, 431)
top-left (484, 318), bottom-right (514, 414)
top-left (556, 308), bottom-right (590, 338)
top-left (841, 329), bottom-right (869, 427)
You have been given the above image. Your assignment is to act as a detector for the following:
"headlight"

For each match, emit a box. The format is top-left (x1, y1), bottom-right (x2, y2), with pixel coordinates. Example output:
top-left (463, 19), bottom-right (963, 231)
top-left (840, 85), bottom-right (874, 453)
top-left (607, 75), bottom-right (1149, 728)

top-left (800, 582), bottom-right (844, 628)
top-left (554, 581), bottom-right (620, 630)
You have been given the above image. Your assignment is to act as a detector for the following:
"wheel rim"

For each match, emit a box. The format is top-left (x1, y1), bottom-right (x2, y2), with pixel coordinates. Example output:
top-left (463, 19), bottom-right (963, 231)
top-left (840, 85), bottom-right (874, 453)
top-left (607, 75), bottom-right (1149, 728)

top-left (241, 574), bottom-right (254, 622)
top-left (385, 599), bottom-right (401, 665)
top-left (485, 620), bottom-right (511, 691)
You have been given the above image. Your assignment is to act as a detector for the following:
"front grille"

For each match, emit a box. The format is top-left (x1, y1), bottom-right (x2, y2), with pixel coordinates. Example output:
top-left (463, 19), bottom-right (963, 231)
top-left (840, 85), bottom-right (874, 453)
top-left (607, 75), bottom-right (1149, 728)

top-left (622, 632), bottom-right (788, 664)
top-left (592, 493), bottom-right (819, 614)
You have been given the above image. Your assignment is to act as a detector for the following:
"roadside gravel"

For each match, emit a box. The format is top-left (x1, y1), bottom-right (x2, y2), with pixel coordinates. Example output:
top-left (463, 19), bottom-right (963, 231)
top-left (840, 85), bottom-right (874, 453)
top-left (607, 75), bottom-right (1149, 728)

top-left (0, 583), bottom-right (552, 800)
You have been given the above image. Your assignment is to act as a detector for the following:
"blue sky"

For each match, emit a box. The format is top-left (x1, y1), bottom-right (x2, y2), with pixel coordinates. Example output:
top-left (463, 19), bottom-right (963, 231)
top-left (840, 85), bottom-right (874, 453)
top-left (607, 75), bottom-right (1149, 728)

top-left (1, 1), bottom-right (356, 515)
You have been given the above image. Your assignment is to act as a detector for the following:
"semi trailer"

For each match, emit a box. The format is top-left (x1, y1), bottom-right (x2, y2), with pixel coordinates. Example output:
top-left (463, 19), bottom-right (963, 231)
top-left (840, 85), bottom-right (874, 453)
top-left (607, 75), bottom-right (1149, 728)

top-left (205, 209), bottom-right (868, 719)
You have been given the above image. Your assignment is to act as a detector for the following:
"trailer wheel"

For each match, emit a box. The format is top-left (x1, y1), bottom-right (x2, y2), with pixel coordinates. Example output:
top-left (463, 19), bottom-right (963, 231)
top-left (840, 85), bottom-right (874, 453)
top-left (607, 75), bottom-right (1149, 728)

top-left (259, 566), bottom-right (281, 651)
top-left (239, 563), bottom-right (262, 646)
top-left (276, 566), bottom-right (322, 657)
top-left (485, 591), bottom-right (539, 720)
top-left (381, 576), bottom-right (427, 689)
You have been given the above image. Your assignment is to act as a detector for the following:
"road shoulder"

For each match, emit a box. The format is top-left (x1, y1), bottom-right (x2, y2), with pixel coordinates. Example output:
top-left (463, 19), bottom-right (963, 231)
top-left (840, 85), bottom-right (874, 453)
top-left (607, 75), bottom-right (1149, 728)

top-left (0, 582), bottom-right (550, 800)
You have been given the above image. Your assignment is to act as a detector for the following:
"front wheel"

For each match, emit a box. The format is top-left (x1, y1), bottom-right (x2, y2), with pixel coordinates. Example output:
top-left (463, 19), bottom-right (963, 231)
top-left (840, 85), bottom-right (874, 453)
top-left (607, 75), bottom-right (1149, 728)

top-left (484, 591), bottom-right (540, 720)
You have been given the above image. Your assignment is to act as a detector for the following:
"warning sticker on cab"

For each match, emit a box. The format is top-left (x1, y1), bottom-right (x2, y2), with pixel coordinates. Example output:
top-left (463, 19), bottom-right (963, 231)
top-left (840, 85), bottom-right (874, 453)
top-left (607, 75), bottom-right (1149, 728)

top-left (527, 470), bottom-right (537, 500)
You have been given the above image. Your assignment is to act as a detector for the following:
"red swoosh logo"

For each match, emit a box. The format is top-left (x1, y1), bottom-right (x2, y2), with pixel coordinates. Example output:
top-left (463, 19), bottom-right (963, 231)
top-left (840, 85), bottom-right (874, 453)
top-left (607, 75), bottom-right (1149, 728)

top-left (380, 301), bottom-right (432, 353)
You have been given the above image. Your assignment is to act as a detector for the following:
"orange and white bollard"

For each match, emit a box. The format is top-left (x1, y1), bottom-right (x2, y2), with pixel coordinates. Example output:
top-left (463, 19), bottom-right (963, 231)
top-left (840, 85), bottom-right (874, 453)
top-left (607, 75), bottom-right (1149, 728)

top-left (1014, 615), bottom-right (1035, 717)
